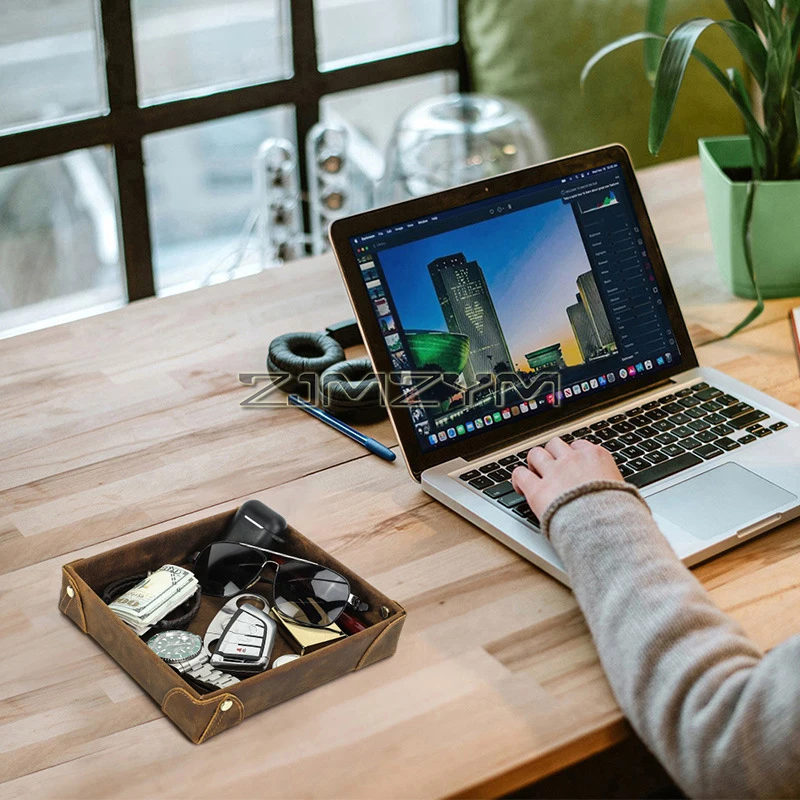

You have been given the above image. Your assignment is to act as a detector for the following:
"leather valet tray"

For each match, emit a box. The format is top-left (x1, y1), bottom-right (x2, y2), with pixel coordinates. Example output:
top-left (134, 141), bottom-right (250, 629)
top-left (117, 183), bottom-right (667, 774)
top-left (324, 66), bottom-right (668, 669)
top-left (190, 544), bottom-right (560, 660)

top-left (58, 507), bottom-right (406, 744)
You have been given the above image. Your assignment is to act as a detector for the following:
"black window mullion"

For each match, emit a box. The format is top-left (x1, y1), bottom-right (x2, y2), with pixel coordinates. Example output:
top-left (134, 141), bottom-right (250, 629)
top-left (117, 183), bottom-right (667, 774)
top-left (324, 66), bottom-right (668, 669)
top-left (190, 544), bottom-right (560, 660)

top-left (137, 45), bottom-right (465, 137)
top-left (456, 0), bottom-right (471, 93)
top-left (0, 42), bottom-right (465, 172)
top-left (290, 0), bottom-right (322, 246)
top-left (99, 0), bottom-right (156, 301)
top-left (0, 117), bottom-right (111, 169)
top-left (317, 44), bottom-right (464, 94)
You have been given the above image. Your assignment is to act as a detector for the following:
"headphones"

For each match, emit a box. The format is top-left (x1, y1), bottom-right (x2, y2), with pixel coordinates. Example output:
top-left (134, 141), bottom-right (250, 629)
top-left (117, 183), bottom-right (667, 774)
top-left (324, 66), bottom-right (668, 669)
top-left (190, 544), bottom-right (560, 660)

top-left (267, 319), bottom-right (386, 423)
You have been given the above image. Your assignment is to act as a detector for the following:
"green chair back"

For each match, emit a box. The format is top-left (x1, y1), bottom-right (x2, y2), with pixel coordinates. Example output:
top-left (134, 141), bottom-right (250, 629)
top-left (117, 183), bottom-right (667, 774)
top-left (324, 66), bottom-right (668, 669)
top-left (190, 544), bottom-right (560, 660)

top-left (461, 0), bottom-right (745, 166)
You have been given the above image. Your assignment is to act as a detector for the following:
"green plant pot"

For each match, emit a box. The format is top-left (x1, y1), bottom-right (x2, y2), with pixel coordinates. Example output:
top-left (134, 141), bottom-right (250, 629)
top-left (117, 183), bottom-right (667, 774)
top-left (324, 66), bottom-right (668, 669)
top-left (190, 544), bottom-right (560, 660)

top-left (699, 136), bottom-right (800, 299)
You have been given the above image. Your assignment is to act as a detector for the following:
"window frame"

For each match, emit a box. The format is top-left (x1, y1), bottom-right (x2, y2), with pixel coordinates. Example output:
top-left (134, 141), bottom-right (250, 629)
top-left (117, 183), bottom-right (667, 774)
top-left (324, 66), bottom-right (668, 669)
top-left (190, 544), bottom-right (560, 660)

top-left (0, 0), bottom-right (468, 302)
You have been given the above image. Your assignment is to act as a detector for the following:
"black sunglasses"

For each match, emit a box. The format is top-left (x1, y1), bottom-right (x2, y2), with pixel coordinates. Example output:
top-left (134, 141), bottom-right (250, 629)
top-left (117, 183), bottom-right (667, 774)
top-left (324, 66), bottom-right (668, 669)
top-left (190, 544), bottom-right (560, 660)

top-left (193, 542), bottom-right (369, 629)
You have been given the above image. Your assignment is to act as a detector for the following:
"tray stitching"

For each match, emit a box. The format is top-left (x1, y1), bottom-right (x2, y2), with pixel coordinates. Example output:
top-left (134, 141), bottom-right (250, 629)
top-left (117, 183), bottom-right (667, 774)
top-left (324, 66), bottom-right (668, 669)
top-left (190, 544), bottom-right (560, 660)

top-left (59, 571), bottom-right (87, 633)
top-left (58, 592), bottom-right (72, 616)
top-left (162, 686), bottom-right (244, 744)
top-left (64, 566), bottom-right (88, 631)
top-left (200, 697), bottom-right (243, 743)
top-left (162, 685), bottom-right (205, 708)
top-left (355, 614), bottom-right (405, 669)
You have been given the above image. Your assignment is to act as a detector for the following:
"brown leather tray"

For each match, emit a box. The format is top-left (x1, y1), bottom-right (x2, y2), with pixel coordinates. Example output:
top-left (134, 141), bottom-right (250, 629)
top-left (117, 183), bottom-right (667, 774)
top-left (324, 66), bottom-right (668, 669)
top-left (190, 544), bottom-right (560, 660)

top-left (58, 507), bottom-right (406, 744)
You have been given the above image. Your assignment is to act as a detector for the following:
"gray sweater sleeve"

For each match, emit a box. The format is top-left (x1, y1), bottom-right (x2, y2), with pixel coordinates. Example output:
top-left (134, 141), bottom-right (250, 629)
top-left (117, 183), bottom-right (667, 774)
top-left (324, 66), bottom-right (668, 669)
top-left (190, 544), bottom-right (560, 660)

top-left (543, 482), bottom-right (800, 799)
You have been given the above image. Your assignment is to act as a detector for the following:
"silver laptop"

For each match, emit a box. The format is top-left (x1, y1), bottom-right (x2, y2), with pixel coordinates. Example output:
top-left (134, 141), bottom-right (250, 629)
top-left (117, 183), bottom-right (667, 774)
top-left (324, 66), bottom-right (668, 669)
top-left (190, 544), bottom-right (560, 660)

top-left (330, 144), bottom-right (800, 585)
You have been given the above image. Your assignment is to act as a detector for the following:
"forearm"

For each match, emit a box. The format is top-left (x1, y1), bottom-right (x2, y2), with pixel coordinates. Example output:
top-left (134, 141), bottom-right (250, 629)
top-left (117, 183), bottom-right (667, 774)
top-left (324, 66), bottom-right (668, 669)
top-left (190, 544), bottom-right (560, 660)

top-left (545, 483), bottom-right (800, 798)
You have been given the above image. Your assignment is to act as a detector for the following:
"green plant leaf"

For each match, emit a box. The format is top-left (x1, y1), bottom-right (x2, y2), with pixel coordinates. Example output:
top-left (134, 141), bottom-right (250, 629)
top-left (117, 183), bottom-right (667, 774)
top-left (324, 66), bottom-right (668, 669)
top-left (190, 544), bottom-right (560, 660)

top-left (724, 0), bottom-right (756, 29)
top-left (649, 18), bottom-right (766, 154)
top-left (761, 21), bottom-right (798, 178)
top-left (791, 11), bottom-right (800, 56)
top-left (581, 31), bottom-right (666, 88)
top-left (645, 0), bottom-right (668, 85)
top-left (781, 0), bottom-right (800, 15)
top-left (728, 67), bottom-right (754, 114)
top-left (718, 19), bottom-right (768, 87)
top-left (725, 181), bottom-right (764, 337)
top-left (759, 1), bottom-right (783, 43)
top-left (692, 50), bottom-right (769, 170)
top-left (582, 24), bottom-right (770, 166)
top-left (792, 87), bottom-right (800, 175)
top-left (795, 87), bottom-right (800, 140)
top-left (740, 0), bottom-right (770, 32)
top-left (729, 66), bottom-right (768, 175)
top-left (649, 19), bottom-right (709, 155)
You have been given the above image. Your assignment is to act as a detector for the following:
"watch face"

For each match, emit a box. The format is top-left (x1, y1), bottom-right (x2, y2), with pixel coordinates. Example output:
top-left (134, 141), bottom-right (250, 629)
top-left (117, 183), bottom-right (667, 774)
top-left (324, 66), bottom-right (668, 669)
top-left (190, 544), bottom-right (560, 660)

top-left (147, 630), bottom-right (202, 663)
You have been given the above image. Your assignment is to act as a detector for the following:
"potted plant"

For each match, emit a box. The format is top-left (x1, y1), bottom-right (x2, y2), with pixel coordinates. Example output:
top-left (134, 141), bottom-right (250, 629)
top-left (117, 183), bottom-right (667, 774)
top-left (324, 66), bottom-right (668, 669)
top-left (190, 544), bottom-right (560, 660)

top-left (583, 0), bottom-right (800, 334)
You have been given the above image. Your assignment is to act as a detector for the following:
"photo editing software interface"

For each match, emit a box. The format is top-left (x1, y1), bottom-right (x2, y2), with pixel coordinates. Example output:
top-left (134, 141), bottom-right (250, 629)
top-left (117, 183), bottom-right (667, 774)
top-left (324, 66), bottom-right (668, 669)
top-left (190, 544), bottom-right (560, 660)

top-left (351, 163), bottom-right (682, 454)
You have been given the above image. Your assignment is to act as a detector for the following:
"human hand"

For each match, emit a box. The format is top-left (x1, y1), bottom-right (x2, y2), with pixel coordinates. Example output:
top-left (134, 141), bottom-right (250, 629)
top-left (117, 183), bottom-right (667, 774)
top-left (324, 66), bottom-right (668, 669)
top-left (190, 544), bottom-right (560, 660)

top-left (511, 438), bottom-right (623, 520)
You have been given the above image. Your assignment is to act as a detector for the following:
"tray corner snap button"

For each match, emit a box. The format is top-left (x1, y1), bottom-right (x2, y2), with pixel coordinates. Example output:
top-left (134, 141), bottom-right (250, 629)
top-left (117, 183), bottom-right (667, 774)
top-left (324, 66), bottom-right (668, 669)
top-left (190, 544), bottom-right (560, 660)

top-left (66, 586), bottom-right (75, 598)
top-left (220, 699), bottom-right (233, 712)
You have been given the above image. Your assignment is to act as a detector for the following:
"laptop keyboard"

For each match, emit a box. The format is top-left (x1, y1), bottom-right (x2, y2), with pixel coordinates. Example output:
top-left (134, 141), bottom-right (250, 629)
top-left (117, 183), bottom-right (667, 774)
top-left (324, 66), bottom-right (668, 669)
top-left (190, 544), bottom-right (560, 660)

top-left (458, 382), bottom-right (790, 528)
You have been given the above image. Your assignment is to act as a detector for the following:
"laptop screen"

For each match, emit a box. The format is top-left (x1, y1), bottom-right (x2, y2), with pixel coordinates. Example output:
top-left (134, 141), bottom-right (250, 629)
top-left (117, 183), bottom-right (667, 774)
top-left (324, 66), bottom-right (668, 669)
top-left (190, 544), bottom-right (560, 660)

top-left (349, 162), bottom-right (683, 454)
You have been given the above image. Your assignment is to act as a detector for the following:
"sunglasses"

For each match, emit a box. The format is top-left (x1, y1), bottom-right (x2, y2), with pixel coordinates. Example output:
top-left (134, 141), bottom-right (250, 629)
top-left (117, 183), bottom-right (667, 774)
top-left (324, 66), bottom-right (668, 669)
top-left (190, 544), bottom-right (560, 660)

top-left (193, 542), bottom-right (369, 629)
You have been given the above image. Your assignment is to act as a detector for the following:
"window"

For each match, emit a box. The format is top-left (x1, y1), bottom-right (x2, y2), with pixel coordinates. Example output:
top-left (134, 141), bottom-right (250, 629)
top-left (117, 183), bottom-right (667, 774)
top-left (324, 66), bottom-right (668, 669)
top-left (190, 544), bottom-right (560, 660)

top-left (0, 2), bottom-right (107, 132)
top-left (0, 148), bottom-right (124, 336)
top-left (132, 0), bottom-right (292, 103)
top-left (0, 0), bottom-right (466, 336)
top-left (321, 71), bottom-right (458, 154)
top-left (314, 0), bottom-right (457, 71)
top-left (144, 106), bottom-right (295, 294)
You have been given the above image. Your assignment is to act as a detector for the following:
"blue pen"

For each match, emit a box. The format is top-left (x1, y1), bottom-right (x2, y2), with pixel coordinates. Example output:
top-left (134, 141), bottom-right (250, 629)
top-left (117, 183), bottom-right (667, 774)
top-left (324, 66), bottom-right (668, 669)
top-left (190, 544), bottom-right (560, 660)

top-left (288, 394), bottom-right (397, 462)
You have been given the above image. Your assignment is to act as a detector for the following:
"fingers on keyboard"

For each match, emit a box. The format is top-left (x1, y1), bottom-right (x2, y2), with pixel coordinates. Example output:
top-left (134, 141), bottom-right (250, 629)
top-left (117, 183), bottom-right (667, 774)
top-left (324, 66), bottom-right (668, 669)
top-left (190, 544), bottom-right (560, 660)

top-left (460, 383), bottom-right (788, 495)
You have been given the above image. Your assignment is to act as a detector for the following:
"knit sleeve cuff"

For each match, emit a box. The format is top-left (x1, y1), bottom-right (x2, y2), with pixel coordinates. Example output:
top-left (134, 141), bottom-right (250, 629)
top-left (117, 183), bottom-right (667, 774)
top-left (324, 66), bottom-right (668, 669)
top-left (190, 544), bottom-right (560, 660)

top-left (540, 480), bottom-right (650, 540)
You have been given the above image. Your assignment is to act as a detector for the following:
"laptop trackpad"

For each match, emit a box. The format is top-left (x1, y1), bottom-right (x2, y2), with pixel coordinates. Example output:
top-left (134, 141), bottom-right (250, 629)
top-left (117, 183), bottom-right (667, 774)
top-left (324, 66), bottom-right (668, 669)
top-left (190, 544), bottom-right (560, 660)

top-left (648, 463), bottom-right (797, 540)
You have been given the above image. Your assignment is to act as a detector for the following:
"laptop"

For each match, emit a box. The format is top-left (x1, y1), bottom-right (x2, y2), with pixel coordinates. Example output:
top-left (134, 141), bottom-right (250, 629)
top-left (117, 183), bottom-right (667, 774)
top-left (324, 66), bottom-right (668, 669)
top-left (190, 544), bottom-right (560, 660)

top-left (329, 144), bottom-right (800, 585)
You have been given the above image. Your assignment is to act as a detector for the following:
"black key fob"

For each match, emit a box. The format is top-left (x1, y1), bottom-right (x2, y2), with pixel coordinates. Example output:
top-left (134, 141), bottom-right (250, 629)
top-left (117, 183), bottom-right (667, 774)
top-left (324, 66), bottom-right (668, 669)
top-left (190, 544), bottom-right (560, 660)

top-left (220, 500), bottom-right (288, 549)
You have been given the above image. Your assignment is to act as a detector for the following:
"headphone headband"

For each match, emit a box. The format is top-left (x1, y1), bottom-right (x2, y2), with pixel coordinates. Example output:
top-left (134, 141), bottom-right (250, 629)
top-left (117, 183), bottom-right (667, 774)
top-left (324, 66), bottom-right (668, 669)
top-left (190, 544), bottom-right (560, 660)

top-left (323, 318), bottom-right (362, 349)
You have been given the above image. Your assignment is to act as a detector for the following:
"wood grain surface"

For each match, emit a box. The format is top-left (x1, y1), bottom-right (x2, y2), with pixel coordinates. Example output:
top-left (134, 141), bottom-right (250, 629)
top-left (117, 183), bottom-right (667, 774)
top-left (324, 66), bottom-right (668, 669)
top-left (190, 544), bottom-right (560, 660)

top-left (1, 157), bottom-right (799, 799)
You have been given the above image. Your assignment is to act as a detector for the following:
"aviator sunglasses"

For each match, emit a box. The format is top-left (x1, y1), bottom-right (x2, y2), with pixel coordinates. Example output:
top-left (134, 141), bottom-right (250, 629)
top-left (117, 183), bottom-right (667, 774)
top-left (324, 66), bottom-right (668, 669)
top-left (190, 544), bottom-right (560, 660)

top-left (193, 541), bottom-right (369, 628)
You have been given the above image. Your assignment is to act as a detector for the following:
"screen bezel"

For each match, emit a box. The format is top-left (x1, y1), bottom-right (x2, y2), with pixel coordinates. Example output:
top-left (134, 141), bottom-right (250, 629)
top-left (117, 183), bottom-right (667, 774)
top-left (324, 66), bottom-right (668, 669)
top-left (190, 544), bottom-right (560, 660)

top-left (329, 144), bottom-right (698, 481)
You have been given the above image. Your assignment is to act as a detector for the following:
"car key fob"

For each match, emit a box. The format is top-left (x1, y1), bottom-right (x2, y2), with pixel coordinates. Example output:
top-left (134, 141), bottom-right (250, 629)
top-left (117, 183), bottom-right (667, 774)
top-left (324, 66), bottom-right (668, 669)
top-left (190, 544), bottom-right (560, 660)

top-left (203, 593), bottom-right (268, 657)
top-left (209, 603), bottom-right (276, 673)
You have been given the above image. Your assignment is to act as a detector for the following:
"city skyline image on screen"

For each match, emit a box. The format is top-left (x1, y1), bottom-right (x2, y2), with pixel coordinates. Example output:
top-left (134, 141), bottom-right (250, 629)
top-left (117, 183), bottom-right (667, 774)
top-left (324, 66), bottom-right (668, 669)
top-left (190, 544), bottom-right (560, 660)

top-left (377, 197), bottom-right (619, 391)
top-left (352, 160), bottom-right (680, 452)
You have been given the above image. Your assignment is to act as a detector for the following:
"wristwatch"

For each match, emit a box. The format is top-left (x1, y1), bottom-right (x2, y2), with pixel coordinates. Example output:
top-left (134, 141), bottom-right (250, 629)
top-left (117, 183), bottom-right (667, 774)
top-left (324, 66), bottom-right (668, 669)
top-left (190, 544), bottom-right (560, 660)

top-left (147, 630), bottom-right (239, 690)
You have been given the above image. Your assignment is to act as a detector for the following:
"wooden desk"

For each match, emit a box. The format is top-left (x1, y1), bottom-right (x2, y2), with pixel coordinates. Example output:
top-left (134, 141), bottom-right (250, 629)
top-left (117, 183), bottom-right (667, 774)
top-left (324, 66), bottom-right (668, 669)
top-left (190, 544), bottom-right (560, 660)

top-left (1, 157), bottom-right (799, 799)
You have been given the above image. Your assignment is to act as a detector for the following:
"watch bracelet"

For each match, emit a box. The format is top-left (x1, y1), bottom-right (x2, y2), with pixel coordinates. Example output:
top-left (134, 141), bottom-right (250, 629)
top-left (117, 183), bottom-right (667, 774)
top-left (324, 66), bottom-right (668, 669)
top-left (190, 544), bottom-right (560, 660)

top-left (185, 662), bottom-right (239, 689)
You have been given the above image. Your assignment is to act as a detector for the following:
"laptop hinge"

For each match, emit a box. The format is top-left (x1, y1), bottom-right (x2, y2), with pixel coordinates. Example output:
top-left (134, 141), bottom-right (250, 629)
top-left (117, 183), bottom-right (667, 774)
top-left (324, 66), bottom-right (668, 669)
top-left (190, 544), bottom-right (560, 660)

top-left (466, 377), bottom-right (677, 462)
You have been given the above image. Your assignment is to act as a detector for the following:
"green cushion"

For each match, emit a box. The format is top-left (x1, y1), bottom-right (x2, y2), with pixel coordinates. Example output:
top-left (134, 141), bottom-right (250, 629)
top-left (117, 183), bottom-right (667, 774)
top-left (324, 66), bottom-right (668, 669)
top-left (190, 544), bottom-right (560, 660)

top-left (462, 0), bottom-right (745, 166)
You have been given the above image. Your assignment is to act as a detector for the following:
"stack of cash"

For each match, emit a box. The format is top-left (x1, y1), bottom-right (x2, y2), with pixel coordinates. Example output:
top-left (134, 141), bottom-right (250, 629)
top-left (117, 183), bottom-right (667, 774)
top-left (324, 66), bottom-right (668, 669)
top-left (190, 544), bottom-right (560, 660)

top-left (108, 564), bottom-right (199, 636)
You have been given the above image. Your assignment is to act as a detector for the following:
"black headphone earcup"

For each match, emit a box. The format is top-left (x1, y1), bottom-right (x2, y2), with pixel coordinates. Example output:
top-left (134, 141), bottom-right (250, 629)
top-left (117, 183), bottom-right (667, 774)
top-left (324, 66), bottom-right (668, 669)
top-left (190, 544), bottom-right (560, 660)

top-left (320, 357), bottom-right (386, 423)
top-left (267, 332), bottom-right (345, 394)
